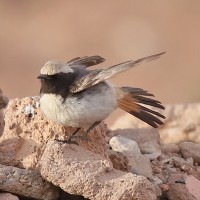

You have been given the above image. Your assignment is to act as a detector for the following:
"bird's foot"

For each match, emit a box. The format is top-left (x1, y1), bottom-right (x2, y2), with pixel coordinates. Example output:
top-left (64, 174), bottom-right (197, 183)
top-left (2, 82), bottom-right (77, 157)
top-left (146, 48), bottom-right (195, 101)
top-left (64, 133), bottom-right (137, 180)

top-left (55, 133), bottom-right (91, 144)
top-left (55, 134), bottom-right (91, 145)
top-left (54, 122), bottom-right (99, 145)
top-left (71, 121), bottom-right (100, 142)
top-left (54, 127), bottom-right (82, 145)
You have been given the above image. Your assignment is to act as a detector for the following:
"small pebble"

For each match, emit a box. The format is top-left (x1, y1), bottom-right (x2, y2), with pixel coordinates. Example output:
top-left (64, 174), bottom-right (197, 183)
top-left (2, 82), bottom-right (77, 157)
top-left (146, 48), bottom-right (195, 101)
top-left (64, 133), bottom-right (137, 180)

top-left (160, 184), bottom-right (169, 191)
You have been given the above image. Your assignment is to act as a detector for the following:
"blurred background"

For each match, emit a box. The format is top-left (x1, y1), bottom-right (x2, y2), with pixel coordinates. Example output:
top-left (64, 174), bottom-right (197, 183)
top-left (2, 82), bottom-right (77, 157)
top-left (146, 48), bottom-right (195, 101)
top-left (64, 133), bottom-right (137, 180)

top-left (0, 0), bottom-right (200, 125)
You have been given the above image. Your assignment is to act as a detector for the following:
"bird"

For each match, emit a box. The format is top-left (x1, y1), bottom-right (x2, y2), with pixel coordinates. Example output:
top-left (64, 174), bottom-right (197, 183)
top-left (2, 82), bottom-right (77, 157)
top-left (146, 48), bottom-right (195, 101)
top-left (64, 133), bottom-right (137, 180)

top-left (37, 52), bottom-right (165, 144)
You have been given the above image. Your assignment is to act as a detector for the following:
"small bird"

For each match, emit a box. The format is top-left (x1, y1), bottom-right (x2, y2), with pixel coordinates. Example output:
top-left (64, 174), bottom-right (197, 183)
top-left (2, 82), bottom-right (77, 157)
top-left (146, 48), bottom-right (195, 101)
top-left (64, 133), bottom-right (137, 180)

top-left (38, 52), bottom-right (165, 144)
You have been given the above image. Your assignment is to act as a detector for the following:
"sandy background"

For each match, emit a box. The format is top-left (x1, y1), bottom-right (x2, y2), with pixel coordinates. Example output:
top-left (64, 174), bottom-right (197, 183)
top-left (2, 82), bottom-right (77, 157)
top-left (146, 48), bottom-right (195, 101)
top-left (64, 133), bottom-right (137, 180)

top-left (0, 0), bottom-right (200, 124)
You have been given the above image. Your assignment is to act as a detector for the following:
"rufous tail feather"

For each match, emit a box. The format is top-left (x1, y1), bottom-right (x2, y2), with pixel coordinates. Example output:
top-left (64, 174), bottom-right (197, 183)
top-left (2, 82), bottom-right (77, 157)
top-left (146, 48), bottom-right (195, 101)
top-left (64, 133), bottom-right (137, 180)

top-left (117, 87), bottom-right (165, 128)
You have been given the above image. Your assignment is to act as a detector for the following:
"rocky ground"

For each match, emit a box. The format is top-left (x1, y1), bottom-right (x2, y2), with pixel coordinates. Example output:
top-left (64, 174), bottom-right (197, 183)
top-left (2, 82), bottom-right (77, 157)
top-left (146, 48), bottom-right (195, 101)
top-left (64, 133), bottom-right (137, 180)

top-left (0, 89), bottom-right (200, 200)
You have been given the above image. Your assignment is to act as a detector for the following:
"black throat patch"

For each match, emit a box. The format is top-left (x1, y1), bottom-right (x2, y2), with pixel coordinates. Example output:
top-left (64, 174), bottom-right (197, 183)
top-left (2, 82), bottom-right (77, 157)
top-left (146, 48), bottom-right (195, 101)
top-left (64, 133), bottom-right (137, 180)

top-left (39, 72), bottom-right (76, 99)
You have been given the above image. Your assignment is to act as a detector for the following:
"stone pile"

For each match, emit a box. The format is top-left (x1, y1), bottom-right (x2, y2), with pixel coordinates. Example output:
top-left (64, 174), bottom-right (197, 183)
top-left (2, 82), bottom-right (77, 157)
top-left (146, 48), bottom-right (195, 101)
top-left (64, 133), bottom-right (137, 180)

top-left (107, 129), bottom-right (200, 200)
top-left (0, 90), bottom-right (199, 200)
top-left (0, 95), bottom-right (156, 200)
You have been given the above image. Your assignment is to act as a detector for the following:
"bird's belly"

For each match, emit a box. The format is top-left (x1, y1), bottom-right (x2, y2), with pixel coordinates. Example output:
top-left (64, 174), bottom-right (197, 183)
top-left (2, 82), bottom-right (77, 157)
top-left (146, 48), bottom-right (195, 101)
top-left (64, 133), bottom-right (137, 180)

top-left (40, 83), bottom-right (117, 127)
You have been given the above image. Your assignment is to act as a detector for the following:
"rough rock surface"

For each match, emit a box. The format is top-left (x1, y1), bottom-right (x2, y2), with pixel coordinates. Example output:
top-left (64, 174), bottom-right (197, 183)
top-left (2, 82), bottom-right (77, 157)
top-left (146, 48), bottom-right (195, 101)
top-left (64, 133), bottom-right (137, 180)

top-left (0, 109), bottom-right (4, 135)
top-left (179, 142), bottom-right (200, 164)
top-left (107, 127), bottom-right (200, 199)
top-left (0, 193), bottom-right (19, 200)
top-left (108, 149), bottom-right (130, 172)
top-left (111, 103), bottom-right (200, 144)
top-left (0, 88), bottom-right (8, 135)
top-left (0, 88), bottom-right (9, 109)
top-left (0, 97), bottom-right (108, 169)
top-left (166, 174), bottom-right (197, 200)
top-left (151, 155), bottom-right (200, 199)
top-left (160, 143), bottom-right (180, 154)
top-left (39, 141), bottom-right (157, 200)
top-left (1, 96), bottom-right (200, 199)
top-left (108, 128), bottom-right (161, 160)
top-left (0, 163), bottom-right (58, 200)
top-left (186, 175), bottom-right (200, 199)
top-left (109, 135), bottom-right (153, 178)
top-left (0, 97), bottom-right (158, 200)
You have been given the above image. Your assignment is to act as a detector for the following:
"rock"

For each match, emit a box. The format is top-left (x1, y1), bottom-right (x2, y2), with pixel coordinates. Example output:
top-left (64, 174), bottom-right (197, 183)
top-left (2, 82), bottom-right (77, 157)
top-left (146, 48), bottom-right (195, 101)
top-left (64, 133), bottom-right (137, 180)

top-left (150, 176), bottom-right (163, 185)
top-left (0, 97), bottom-right (158, 199)
top-left (141, 140), bottom-right (161, 160)
top-left (167, 174), bottom-right (197, 200)
top-left (2, 96), bottom-right (200, 199)
top-left (0, 163), bottom-right (58, 200)
top-left (179, 142), bottom-right (200, 164)
top-left (160, 143), bottom-right (179, 154)
top-left (109, 136), bottom-right (153, 178)
top-left (0, 97), bottom-right (108, 169)
top-left (173, 156), bottom-right (190, 168)
top-left (156, 174), bottom-right (166, 184)
top-left (109, 135), bottom-right (141, 153)
top-left (0, 89), bottom-right (8, 136)
top-left (186, 175), bottom-right (200, 200)
top-left (172, 156), bottom-right (200, 180)
top-left (0, 109), bottom-right (4, 135)
top-left (151, 184), bottom-right (162, 198)
top-left (150, 153), bottom-right (200, 188)
top-left (111, 103), bottom-right (200, 144)
top-left (40, 141), bottom-right (157, 200)
top-left (108, 128), bottom-right (161, 160)
top-left (152, 165), bottom-right (162, 174)
top-left (161, 104), bottom-right (200, 144)
top-left (0, 193), bottom-right (19, 200)
top-left (186, 157), bottom-right (194, 166)
top-left (108, 150), bottom-right (129, 172)
top-left (0, 88), bottom-right (9, 109)
top-left (159, 184), bottom-right (169, 192)
top-left (158, 154), bottom-right (170, 161)
top-left (108, 128), bottom-right (160, 144)
top-left (197, 167), bottom-right (200, 174)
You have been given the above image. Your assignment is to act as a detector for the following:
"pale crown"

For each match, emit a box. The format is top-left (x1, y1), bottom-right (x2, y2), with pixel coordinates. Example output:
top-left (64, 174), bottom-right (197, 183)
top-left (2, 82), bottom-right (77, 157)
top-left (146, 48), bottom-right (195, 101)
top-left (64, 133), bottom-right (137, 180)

top-left (40, 60), bottom-right (73, 75)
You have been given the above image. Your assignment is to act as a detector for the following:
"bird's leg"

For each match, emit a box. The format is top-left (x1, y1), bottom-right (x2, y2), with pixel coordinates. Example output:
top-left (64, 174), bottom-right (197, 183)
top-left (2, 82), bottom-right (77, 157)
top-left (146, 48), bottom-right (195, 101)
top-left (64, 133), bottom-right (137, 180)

top-left (78, 121), bottom-right (101, 141)
top-left (55, 121), bottom-right (101, 144)
top-left (55, 127), bottom-right (81, 145)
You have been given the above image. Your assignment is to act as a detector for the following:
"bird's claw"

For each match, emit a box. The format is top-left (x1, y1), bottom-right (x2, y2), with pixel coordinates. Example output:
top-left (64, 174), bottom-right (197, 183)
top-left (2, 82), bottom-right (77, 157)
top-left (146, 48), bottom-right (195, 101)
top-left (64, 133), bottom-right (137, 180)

top-left (54, 132), bottom-right (91, 145)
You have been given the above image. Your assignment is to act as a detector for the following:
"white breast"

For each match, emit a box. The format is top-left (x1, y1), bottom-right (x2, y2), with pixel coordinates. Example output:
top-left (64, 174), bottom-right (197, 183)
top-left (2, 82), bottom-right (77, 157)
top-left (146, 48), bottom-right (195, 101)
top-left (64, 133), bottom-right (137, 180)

top-left (39, 82), bottom-right (117, 128)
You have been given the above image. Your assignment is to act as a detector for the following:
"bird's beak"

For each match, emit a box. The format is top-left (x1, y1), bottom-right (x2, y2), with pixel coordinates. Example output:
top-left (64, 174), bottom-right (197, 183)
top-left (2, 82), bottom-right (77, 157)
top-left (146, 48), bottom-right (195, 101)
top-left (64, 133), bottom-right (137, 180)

top-left (37, 74), bottom-right (51, 80)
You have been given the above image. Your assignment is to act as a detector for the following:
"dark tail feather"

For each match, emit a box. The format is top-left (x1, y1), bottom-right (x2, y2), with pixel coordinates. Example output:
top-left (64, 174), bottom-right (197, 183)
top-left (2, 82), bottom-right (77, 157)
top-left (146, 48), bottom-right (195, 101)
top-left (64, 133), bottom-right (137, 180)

top-left (122, 87), bottom-right (164, 109)
top-left (117, 87), bottom-right (165, 128)
top-left (130, 109), bottom-right (164, 128)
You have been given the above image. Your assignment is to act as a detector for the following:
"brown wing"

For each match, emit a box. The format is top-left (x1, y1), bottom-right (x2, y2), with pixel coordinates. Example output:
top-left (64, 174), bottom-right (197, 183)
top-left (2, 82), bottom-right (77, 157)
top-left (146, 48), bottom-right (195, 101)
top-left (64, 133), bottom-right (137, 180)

top-left (70, 52), bottom-right (165, 93)
top-left (67, 55), bottom-right (105, 68)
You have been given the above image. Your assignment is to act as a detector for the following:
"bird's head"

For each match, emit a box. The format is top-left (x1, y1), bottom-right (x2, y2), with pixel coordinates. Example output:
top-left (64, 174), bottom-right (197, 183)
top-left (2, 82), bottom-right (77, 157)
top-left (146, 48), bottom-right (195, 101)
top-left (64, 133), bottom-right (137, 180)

top-left (37, 60), bottom-right (76, 98)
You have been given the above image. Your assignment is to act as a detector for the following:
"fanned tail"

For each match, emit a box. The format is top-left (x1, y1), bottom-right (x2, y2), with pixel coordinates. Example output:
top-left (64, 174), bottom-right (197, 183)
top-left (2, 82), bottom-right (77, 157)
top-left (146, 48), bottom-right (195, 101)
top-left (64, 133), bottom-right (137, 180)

top-left (117, 87), bottom-right (165, 128)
